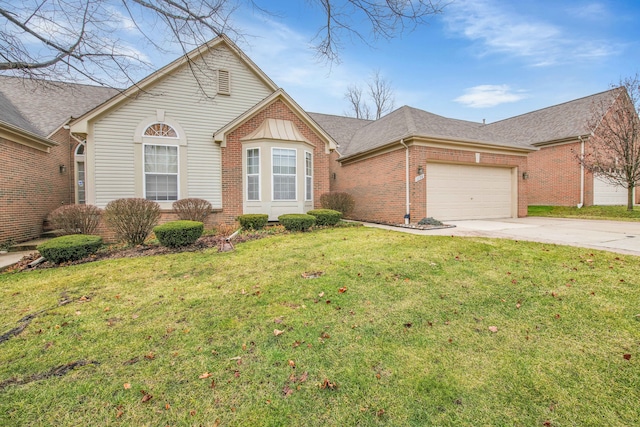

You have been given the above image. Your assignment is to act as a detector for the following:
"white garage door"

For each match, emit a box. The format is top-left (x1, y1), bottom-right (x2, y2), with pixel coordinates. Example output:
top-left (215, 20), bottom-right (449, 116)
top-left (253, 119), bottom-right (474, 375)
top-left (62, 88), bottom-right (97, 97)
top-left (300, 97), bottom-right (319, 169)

top-left (593, 176), bottom-right (629, 205)
top-left (426, 163), bottom-right (514, 220)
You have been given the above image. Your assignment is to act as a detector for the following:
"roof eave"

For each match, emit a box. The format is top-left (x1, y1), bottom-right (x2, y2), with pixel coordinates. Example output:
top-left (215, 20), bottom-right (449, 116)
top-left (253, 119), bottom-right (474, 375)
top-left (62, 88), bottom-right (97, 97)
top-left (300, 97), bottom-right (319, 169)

top-left (339, 134), bottom-right (536, 163)
top-left (70, 35), bottom-right (278, 134)
top-left (531, 135), bottom-right (588, 147)
top-left (214, 89), bottom-right (338, 153)
top-left (0, 120), bottom-right (58, 152)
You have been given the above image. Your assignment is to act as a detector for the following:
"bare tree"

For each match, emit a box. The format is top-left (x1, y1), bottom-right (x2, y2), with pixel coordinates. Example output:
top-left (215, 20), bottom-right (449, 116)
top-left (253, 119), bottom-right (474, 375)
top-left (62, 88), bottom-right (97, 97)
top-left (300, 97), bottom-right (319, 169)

top-left (344, 83), bottom-right (371, 119)
top-left (0, 0), bottom-right (445, 88)
top-left (368, 69), bottom-right (395, 119)
top-left (579, 74), bottom-right (640, 211)
top-left (344, 69), bottom-right (395, 119)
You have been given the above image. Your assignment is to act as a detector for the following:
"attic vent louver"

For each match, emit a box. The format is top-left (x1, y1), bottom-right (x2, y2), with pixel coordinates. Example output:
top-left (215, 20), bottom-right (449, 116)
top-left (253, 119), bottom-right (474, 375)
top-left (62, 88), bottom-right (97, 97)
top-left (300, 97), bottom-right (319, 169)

top-left (218, 69), bottom-right (230, 95)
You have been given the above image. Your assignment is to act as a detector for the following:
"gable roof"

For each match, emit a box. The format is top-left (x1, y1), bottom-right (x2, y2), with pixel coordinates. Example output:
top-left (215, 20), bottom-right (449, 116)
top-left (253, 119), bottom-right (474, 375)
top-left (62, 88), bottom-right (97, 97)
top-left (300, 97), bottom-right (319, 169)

top-left (70, 35), bottom-right (278, 134)
top-left (214, 89), bottom-right (338, 153)
top-left (0, 75), bottom-right (118, 138)
top-left (484, 88), bottom-right (621, 146)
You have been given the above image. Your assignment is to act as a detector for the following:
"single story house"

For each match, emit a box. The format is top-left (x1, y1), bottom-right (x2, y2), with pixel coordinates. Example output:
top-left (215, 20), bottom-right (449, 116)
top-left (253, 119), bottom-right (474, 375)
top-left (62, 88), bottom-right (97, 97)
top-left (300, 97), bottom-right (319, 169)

top-left (1, 35), bottom-right (635, 243)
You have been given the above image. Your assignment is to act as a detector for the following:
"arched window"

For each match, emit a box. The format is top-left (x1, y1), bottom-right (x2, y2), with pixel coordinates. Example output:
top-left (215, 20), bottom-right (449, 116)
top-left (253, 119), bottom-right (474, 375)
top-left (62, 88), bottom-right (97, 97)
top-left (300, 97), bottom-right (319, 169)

top-left (144, 123), bottom-right (178, 138)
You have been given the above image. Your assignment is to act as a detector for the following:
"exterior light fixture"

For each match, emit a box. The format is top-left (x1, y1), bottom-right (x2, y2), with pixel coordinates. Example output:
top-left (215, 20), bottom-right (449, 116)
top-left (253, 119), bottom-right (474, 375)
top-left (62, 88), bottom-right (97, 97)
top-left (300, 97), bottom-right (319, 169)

top-left (417, 166), bottom-right (424, 175)
top-left (59, 164), bottom-right (67, 174)
top-left (522, 172), bottom-right (529, 180)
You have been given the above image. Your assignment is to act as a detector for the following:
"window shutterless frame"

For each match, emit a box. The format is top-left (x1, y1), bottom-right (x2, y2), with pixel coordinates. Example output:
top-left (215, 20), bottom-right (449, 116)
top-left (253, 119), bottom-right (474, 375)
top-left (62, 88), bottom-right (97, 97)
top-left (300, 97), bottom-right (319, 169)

top-left (143, 143), bottom-right (179, 201)
top-left (272, 147), bottom-right (297, 201)
top-left (305, 151), bottom-right (312, 201)
top-left (246, 147), bottom-right (260, 201)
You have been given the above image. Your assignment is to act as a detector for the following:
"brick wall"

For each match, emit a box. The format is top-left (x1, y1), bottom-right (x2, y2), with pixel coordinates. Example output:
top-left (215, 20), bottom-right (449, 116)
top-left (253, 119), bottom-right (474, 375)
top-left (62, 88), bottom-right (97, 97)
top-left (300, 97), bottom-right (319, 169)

top-left (527, 142), bottom-right (592, 206)
top-left (0, 128), bottom-right (73, 244)
top-left (330, 143), bottom-right (528, 224)
top-left (221, 98), bottom-right (331, 222)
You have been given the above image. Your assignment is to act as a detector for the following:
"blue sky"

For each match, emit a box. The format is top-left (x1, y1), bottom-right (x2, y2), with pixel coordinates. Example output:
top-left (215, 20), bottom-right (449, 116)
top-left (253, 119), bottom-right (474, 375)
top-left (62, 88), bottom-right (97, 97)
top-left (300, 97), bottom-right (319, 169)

top-left (209, 0), bottom-right (639, 124)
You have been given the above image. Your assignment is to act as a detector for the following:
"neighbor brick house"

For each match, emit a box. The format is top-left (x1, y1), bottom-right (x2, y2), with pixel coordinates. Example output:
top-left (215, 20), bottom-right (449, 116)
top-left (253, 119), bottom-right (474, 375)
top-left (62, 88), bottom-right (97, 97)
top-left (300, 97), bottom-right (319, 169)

top-left (0, 77), bottom-right (116, 244)
top-left (1, 35), bottom-right (635, 244)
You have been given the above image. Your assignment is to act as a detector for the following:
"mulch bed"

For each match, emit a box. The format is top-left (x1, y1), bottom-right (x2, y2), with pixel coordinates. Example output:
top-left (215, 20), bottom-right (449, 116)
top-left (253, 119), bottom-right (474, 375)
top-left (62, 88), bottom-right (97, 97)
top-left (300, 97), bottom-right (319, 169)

top-left (3, 232), bottom-right (272, 274)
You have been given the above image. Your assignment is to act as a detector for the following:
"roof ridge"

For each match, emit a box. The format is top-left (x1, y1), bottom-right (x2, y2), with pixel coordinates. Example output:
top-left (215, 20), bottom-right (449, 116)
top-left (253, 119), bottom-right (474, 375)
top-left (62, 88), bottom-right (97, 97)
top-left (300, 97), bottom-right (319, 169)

top-left (0, 74), bottom-right (120, 92)
top-left (487, 87), bottom-right (620, 126)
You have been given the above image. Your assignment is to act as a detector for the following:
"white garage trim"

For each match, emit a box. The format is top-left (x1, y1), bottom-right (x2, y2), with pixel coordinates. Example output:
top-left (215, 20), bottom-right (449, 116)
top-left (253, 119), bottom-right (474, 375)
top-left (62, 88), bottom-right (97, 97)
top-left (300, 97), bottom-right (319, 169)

top-left (593, 176), bottom-right (631, 205)
top-left (426, 163), bottom-right (517, 220)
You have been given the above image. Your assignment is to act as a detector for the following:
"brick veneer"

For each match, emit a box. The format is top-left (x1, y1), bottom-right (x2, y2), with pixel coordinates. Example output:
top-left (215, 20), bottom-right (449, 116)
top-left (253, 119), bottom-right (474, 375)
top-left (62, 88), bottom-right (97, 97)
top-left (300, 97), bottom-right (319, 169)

top-left (330, 143), bottom-right (528, 224)
top-left (220, 98), bottom-right (332, 223)
top-left (0, 128), bottom-right (74, 244)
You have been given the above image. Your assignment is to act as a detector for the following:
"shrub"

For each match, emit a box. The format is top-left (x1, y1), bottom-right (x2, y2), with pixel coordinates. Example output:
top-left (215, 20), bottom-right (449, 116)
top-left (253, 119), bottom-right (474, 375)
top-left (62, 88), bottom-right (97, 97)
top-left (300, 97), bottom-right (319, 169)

top-left (308, 209), bottom-right (342, 226)
top-left (37, 234), bottom-right (103, 264)
top-left (418, 217), bottom-right (444, 226)
top-left (320, 192), bottom-right (355, 216)
top-left (172, 198), bottom-right (213, 222)
top-left (48, 204), bottom-right (102, 235)
top-left (278, 214), bottom-right (316, 232)
top-left (237, 214), bottom-right (268, 230)
top-left (153, 220), bottom-right (204, 248)
top-left (103, 198), bottom-right (160, 246)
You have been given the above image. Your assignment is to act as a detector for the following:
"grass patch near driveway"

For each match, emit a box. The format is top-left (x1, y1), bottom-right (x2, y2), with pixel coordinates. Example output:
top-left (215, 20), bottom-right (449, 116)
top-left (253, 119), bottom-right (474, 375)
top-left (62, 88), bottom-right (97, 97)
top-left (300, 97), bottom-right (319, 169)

top-left (529, 205), bottom-right (640, 220)
top-left (1, 227), bottom-right (639, 426)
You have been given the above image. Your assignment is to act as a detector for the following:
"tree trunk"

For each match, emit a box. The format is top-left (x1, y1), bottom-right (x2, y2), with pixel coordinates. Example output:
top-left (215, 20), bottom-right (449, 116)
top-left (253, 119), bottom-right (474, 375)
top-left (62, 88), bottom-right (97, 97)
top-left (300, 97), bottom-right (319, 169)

top-left (628, 185), bottom-right (634, 211)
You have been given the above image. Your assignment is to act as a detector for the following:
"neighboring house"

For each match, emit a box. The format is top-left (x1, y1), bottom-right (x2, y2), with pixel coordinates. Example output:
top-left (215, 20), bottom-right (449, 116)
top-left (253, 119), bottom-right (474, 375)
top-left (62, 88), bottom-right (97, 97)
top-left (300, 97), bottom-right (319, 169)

top-left (2, 36), bottom-right (635, 244)
top-left (0, 77), bottom-right (117, 244)
top-left (487, 88), bottom-right (638, 208)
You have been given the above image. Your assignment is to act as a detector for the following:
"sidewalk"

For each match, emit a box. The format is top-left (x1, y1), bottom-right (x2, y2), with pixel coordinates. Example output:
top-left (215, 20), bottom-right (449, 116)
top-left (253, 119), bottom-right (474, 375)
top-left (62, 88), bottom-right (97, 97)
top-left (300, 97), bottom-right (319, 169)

top-left (0, 251), bottom-right (37, 271)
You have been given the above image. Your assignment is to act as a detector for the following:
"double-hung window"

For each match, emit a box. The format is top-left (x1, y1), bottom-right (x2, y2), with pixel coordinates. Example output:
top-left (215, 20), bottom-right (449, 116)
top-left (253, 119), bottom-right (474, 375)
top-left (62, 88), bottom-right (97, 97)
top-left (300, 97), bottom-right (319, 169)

top-left (247, 148), bottom-right (260, 201)
top-left (273, 148), bottom-right (296, 200)
top-left (305, 151), bottom-right (312, 201)
top-left (144, 144), bottom-right (178, 201)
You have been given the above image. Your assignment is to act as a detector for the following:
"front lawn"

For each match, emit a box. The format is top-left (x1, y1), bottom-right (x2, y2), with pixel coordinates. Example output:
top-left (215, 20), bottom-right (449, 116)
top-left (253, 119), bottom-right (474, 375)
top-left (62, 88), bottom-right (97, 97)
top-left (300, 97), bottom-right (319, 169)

top-left (529, 205), bottom-right (640, 220)
top-left (1, 228), bottom-right (638, 426)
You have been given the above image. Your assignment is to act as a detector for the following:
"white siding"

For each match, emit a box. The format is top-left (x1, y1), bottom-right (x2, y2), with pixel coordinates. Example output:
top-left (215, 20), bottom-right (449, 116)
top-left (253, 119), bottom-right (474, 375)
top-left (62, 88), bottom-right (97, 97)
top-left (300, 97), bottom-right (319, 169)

top-left (91, 45), bottom-right (274, 208)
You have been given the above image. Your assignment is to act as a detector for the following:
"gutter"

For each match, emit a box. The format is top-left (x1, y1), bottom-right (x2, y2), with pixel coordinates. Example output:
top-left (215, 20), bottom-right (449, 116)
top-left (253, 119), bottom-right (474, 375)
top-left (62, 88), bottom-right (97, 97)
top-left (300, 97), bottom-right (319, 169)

top-left (399, 139), bottom-right (410, 224)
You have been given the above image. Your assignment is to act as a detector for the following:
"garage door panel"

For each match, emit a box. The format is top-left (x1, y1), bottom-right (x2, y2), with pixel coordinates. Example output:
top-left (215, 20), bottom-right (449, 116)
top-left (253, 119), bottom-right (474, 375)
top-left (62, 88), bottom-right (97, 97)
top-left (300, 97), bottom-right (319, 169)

top-left (427, 163), bottom-right (513, 220)
top-left (593, 176), bottom-right (629, 205)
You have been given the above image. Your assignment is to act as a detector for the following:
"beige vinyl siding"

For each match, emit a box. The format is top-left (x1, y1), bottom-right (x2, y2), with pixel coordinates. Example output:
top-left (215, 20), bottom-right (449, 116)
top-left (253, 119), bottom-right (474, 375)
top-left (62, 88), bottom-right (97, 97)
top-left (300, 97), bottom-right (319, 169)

top-left (91, 45), bottom-right (273, 208)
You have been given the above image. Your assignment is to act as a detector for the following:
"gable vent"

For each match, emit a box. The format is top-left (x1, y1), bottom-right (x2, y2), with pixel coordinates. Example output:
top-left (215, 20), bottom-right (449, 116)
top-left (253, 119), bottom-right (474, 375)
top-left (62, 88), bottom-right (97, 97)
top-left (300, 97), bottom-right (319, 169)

top-left (218, 69), bottom-right (230, 95)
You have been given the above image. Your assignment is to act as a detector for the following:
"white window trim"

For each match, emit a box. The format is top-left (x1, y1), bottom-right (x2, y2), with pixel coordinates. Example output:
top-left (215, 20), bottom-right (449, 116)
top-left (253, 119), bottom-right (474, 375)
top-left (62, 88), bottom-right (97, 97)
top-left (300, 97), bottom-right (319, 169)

top-left (272, 147), bottom-right (297, 201)
top-left (143, 143), bottom-right (180, 201)
top-left (143, 122), bottom-right (180, 139)
top-left (305, 150), bottom-right (313, 201)
top-left (246, 147), bottom-right (261, 202)
top-left (75, 142), bottom-right (86, 205)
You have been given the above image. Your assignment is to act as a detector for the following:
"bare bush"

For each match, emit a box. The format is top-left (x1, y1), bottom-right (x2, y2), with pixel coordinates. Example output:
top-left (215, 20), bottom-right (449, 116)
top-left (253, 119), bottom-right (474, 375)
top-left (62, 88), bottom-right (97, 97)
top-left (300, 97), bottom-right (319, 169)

top-left (320, 192), bottom-right (355, 216)
top-left (48, 204), bottom-right (102, 235)
top-left (103, 198), bottom-right (160, 246)
top-left (173, 198), bottom-right (213, 222)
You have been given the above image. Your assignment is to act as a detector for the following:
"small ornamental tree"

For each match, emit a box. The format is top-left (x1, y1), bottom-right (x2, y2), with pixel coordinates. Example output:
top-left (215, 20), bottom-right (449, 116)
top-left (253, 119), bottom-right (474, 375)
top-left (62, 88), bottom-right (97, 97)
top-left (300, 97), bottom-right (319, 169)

top-left (320, 192), bottom-right (355, 216)
top-left (103, 198), bottom-right (160, 245)
top-left (578, 75), bottom-right (640, 211)
top-left (48, 204), bottom-right (102, 235)
top-left (173, 198), bottom-right (213, 223)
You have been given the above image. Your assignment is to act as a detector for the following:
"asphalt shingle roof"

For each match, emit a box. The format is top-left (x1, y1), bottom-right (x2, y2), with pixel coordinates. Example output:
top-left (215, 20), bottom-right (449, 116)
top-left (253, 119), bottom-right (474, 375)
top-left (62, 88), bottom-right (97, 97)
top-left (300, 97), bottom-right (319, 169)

top-left (0, 75), bottom-right (118, 137)
top-left (311, 88), bottom-right (621, 159)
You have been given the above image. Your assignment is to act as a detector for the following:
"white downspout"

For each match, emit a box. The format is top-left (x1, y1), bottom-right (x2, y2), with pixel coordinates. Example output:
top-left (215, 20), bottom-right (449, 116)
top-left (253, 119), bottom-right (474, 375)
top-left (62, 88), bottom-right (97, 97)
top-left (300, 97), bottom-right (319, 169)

top-left (578, 136), bottom-right (585, 208)
top-left (400, 139), bottom-right (410, 224)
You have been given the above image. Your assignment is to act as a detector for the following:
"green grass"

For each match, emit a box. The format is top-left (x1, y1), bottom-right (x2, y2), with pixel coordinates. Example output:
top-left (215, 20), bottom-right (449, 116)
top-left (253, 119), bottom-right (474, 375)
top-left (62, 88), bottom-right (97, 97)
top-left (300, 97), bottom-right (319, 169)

top-left (529, 205), bottom-right (640, 220)
top-left (1, 228), bottom-right (639, 426)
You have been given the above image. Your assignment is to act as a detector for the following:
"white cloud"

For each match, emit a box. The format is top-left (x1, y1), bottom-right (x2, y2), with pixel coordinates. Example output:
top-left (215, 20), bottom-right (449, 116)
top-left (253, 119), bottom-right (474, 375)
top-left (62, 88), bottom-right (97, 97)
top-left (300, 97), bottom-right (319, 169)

top-left (444, 0), bottom-right (619, 66)
top-left (454, 85), bottom-right (527, 108)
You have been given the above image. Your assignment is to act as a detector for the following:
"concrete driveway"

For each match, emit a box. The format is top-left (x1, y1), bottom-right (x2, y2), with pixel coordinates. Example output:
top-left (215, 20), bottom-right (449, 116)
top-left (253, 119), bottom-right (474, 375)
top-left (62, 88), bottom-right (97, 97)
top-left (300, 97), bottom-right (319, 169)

top-left (366, 217), bottom-right (640, 256)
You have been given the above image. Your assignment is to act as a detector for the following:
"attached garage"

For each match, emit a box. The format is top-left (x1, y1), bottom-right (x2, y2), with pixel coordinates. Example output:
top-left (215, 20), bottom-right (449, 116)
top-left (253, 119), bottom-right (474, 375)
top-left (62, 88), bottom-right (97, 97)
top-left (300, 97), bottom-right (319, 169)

top-left (593, 176), bottom-right (629, 205)
top-left (426, 163), bottom-right (516, 220)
